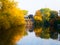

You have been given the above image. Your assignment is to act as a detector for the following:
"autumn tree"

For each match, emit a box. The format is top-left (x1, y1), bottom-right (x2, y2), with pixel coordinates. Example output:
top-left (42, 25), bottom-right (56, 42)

top-left (40, 8), bottom-right (50, 27)
top-left (57, 16), bottom-right (60, 23)
top-left (40, 8), bottom-right (50, 21)
top-left (34, 10), bottom-right (43, 27)
top-left (0, 0), bottom-right (27, 45)
top-left (57, 16), bottom-right (60, 33)
top-left (49, 10), bottom-right (58, 30)
top-left (34, 8), bottom-right (51, 27)
top-left (34, 8), bottom-right (59, 27)
top-left (34, 8), bottom-right (59, 39)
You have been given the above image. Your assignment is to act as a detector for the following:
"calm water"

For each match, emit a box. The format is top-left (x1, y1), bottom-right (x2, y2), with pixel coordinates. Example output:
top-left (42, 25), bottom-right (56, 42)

top-left (17, 28), bottom-right (60, 45)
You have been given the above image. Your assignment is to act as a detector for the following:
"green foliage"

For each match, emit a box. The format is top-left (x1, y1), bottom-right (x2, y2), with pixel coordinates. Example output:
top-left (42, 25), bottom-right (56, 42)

top-left (57, 16), bottom-right (60, 24)
top-left (34, 8), bottom-right (59, 27)
top-left (40, 8), bottom-right (51, 21)
top-left (49, 11), bottom-right (58, 20)
top-left (34, 8), bottom-right (51, 27)
top-left (40, 27), bottom-right (50, 39)
top-left (34, 20), bottom-right (42, 27)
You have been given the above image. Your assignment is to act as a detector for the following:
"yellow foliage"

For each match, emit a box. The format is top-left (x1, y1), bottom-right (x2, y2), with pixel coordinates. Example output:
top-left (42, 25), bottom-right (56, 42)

top-left (34, 16), bottom-right (42, 21)
top-left (0, 0), bottom-right (28, 45)
top-left (45, 12), bottom-right (50, 17)
top-left (34, 10), bottom-right (42, 21)
top-left (11, 26), bottom-right (27, 43)
top-left (0, 0), bottom-right (28, 26)
top-left (8, 7), bottom-right (26, 25)
top-left (34, 28), bottom-right (42, 37)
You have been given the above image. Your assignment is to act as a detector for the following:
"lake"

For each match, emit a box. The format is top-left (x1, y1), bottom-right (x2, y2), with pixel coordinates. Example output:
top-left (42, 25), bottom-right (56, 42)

top-left (16, 27), bottom-right (60, 45)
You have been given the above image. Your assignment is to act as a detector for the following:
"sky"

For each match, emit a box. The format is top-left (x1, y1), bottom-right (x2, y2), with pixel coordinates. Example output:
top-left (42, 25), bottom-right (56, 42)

top-left (15, 0), bottom-right (60, 15)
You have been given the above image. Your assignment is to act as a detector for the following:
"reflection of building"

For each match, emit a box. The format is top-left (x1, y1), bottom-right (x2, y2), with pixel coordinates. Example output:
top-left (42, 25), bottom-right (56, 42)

top-left (24, 14), bottom-right (34, 32)
top-left (58, 34), bottom-right (60, 41)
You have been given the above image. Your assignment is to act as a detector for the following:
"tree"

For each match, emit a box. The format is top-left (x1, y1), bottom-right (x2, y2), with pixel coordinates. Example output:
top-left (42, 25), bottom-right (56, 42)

top-left (40, 8), bottom-right (51, 27)
top-left (49, 11), bottom-right (58, 19)
top-left (40, 8), bottom-right (50, 21)
top-left (34, 8), bottom-right (58, 27)
top-left (34, 10), bottom-right (43, 27)
top-left (34, 10), bottom-right (42, 21)
top-left (0, 0), bottom-right (28, 45)
top-left (34, 8), bottom-right (51, 27)
top-left (49, 10), bottom-right (58, 30)
top-left (57, 16), bottom-right (60, 33)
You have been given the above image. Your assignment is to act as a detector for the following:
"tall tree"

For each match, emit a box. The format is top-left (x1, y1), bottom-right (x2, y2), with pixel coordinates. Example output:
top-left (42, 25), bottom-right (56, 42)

top-left (0, 0), bottom-right (27, 45)
top-left (34, 10), bottom-right (43, 27)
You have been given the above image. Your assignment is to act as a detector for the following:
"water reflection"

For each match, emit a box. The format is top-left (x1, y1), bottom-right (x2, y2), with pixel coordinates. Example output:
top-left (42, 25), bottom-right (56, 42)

top-left (34, 27), bottom-right (58, 39)
top-left (1, 25), bottom-right (27, 45)
top-left (17, 26), bottom-right (60, 45)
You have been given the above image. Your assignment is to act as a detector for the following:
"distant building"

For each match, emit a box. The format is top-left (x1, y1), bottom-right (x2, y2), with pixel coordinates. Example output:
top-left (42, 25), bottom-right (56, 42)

top-left (24, 14), bottom-right (34, 32)
top-left (28, 14), bottom-right (34, 22)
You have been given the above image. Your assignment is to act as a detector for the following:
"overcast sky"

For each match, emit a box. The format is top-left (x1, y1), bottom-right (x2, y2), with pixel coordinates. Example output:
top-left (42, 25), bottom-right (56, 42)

top-left (15, 0), bottom-right (60, 15)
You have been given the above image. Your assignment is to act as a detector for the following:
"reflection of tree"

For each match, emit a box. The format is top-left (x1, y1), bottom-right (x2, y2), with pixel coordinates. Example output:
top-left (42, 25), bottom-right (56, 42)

top-left (34, 27), bottom-right (58, 39)
top-left (0, 25), bottom-right (27, 45)
top-left (34, 27), bottom-right (50, 39)
top-left (40, 27), bottom-right (50, 39)
top-left (34, 27), bottom-right (42, 37)
top-left (49, 26), bottom-right (58, 39)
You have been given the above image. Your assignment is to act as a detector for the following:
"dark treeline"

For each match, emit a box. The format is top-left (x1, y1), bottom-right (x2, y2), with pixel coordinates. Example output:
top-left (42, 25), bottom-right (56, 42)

top-left (33, 8), bottom-right (60, 33)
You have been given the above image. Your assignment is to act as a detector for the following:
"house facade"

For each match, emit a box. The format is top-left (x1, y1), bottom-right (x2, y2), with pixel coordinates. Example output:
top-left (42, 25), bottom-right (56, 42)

top-left (24, 15), bottom-right (34, 32)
